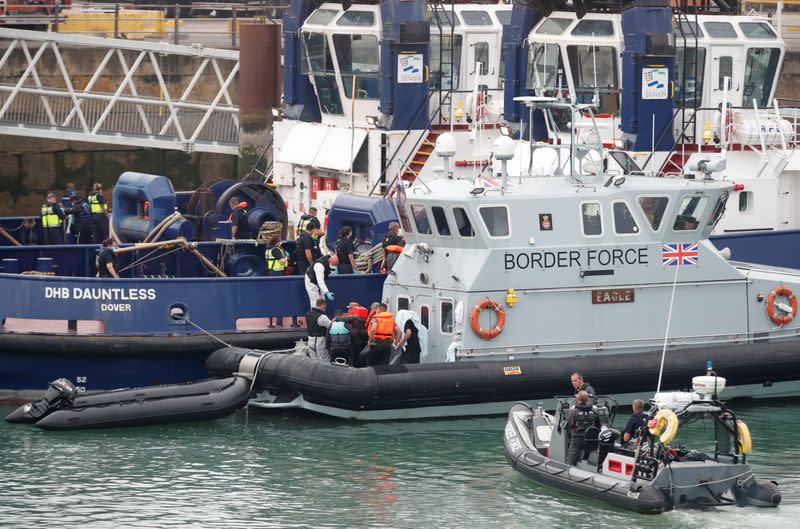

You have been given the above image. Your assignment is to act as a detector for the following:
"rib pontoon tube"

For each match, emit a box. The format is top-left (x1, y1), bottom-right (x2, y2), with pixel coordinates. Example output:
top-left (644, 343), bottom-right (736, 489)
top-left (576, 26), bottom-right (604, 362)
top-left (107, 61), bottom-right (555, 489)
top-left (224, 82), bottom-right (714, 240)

top-left (503, 403), bottom-right (667, 514)
top-left (206, 341), bottom-right (800, 413)
top-left (6, 377), bottom-right (252, 430)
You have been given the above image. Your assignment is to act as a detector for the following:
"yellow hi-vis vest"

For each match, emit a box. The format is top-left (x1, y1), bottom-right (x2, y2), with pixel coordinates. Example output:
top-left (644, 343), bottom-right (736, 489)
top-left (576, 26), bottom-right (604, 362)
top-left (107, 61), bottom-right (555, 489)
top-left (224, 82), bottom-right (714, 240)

top-left (266, 246), bottom-right (287, 271)
top-left (41, 205), bottom-right (61, 228)
top-left (88, 193), bottom-right (107, 213)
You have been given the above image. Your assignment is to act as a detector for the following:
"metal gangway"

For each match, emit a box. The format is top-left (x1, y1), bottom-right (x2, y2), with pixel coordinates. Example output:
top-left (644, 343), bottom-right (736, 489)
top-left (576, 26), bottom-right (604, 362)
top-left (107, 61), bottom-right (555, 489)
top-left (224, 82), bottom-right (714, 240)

top-left (0, 28), bottom-right (239, 154)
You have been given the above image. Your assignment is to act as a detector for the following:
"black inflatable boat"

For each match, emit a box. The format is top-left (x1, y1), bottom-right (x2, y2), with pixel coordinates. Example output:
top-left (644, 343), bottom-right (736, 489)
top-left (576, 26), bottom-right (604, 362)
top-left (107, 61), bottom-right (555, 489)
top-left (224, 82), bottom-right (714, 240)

top-left (6, 376), bottom-right (252, 430)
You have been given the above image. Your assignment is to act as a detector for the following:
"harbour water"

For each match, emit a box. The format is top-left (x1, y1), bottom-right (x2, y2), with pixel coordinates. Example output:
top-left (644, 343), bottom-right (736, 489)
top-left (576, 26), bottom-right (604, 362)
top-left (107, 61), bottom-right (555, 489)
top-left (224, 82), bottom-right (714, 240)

top-left (1, 400), bottom-right (798, 529)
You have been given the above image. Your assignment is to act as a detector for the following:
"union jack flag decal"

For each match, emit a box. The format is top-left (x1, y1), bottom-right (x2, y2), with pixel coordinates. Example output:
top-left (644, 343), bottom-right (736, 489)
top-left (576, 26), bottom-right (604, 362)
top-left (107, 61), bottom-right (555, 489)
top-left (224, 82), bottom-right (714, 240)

top-left (662, 243), bottom-right (699, 266)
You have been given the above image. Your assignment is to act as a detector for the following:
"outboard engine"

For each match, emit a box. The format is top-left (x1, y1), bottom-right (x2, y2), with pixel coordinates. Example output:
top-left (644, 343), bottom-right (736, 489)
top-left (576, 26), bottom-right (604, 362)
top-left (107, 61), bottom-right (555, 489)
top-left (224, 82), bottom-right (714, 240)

top-left (4, 378), bottom-right (77, 423)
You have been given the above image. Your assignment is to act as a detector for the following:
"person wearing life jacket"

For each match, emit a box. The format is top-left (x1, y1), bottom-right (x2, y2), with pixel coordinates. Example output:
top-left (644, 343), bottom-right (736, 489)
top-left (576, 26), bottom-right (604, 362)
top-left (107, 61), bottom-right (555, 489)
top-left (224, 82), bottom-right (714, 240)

top-left (565, 390), bottom-right (601, 465)
top-left (41, 192), bottom-right (65, 245)
top-left (265, 235), bottom-right (288, 277)
top-left (228, 198), bottom-right (250, 239)
top-left (305, 297), bottom-right (332, 361)
top-left (367, 303), bottom-right (401, 366)
top-left (380, 221), bottom-right (406, 273)
top-left (327, 317), bottom-right (353, 365)
top-left (345, 302), bottom-right (369, 321)
top-left (365, 302), bottom-right (379, 332)
top-left (88, 182), bottom-right (109, 242)
top-left (304, 254), bottom-right (339, 309)
top-left (67, 195), bottom-right (94, 244)
top-left (297, 207), bottom-right (319, 234)
top-left (622, 399), bottom-right (647, 447)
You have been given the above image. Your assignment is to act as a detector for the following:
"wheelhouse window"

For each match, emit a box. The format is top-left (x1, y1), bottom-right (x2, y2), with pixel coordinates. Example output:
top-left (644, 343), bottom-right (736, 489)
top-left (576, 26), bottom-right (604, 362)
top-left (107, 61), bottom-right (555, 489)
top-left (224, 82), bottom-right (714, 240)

top-left (478, 206), bottom-right (510, 237)
top-left (306, 8), bottom-right (337, 25)
top-left (430, 34), bottom-right (463, 90)
top-left (420, 306), bottom-right (430, 329)
top-left (496, 10), bottom-right (512, 26)
top-left (638, 196), bottom-right (669, 231)
top-left (674, 47), bottom-right (706, 107)
top-left (612, 202), bottom-right (639, 235)
top-left (441, 301), bottom-right (454, 334)
top-left (535, 18), bottom-right (571, 35)
top-left (718, 56), bottom-right (733, 89)
top-left (474, 42), bottom-right (489, 75)
top-left (429, 9), bottom-right (460, 28)
top-left (527, 42), bottom-right (565, 93)
top-left (743, 48), bottom-right (781, 108)
top-left (461, 10), bottom-right (492, 26)
top-left (673, 196), bottom-right (709, 231)
top-left (581, 202), bottom-right (603, 237)
top-left (301, 32), bottom-right (343, 114)
top-left (410, 205), bottom-right (432, 234)
top-left (336, 10), bottom-right (375, 27)
top-left (333, 34), bottom-right (380, 99)
top-left (704, 21), bottom-right (737, 38)
top-left (740, 22), bottom-right (777, 39)
top-left (739, 191), bottom-right (751, 212)
top-left (395, 189), bottom-right (413, 234)
top-left (571, 19), bottom-right (614, 37)
top-left (431, 206), bottom-right (451, 236)
top-left (566, 45), bottom-right (618, 113)
top-left (453, 207), bottom-right (475, 237)
top-left (707, 192), bottom-right (729, 227)
top-left (397, 296), bottom-right (410, 311)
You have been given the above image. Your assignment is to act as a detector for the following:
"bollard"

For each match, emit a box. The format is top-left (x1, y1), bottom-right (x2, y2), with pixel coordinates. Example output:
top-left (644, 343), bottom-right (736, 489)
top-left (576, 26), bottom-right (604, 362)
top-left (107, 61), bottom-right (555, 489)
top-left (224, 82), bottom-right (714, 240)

top-left (36, 258), bottom-right (54, 274)
top-left (2, 258), bottom-right (18, 274)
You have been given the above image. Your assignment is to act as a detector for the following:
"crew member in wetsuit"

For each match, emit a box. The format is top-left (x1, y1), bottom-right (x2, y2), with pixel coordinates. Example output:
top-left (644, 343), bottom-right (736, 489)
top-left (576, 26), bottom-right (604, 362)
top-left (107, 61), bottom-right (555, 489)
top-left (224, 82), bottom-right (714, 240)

top-left (68, 195), bottom-right (94, 244)
top-left (571, 371), bottom-right (596, 402)
top-left (622, 399), bottom-right (647, 447)
top-left (41, 192), bottom-right (65, 245)
top-left (367, 303), bottom-right (401, 366)
top-left (565, 390), bottom-right (600, 465)
top-left (304, 254), bottom-right (339, 308)
top-left (96, 238), bottom-right (119, 278)
top-left (305, 297), bottom-right (332, 361)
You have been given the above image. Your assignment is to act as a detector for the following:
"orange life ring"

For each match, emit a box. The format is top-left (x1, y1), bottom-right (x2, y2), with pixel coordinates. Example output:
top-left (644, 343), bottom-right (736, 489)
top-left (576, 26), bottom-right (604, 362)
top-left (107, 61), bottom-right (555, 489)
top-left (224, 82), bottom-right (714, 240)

top-left (470, 298), bottom-right (506, 339)
top-left (767, 285), bottom-right (798, 326)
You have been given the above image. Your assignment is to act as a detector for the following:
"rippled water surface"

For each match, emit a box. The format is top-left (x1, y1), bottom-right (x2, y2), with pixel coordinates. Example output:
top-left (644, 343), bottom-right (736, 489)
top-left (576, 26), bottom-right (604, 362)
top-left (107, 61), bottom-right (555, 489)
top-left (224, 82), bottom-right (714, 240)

top-left (1, 400), bottom-right (798, 529)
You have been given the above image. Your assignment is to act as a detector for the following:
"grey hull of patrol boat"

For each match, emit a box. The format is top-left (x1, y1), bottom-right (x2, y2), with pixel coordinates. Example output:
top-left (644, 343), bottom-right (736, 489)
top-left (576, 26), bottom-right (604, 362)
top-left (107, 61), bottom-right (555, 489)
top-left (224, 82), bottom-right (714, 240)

top-left (205, 343), bottom-right (800, 418)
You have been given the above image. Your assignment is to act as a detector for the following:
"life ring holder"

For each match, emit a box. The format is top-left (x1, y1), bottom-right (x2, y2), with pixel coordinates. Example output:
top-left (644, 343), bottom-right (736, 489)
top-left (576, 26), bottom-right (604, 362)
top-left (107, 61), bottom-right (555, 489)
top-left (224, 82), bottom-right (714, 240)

top-left (470, 298), bottom-right (506, 340)
top-left (766, 285), bottom-right (797, 326)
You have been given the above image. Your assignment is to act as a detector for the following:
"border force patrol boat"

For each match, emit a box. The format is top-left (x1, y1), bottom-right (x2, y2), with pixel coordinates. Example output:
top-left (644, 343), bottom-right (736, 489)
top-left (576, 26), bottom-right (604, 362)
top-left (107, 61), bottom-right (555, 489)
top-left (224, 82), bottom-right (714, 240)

top-left (503, 368), bottom-right (781, 513)
top-left (207, 99), bottom-right (800, 420)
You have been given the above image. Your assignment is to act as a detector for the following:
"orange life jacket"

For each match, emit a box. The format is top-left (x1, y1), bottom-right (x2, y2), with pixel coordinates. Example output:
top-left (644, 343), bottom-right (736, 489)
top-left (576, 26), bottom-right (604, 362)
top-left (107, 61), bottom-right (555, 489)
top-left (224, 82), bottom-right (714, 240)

top-left (366, 307), bottom-right (378, 331)
top-left (373, 311), bottom-right (395, 341)
top-left (346, 304), bottom-right (369, 320)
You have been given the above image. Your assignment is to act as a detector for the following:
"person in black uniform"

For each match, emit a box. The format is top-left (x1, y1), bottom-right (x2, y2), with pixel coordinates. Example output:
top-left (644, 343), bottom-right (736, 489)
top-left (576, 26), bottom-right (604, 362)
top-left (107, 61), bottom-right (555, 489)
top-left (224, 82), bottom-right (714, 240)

top-left (295, 223), bottom-right (316, 276)
top-left (96, 238), bottom-right (119, 278)
top-left (571, 372), bottom-right (596, 402)
top-left (68, 195), bottom-right (94, 244)
top-left (396, 318), bottom-right (422, 364)
top-left (228, 198), bottom-right (250, 239)
top-left (565, 390), bottom-right (600, 465)
top-left (305, 297), bottom-right (332, 361)
top-left (335, 225), bottom-right (356, 274)
top-left (88, 182), bottom-right (109, 242)
top-left (622, 399), bottom-right (647, 446)
top-left (41, 192), bottom-right (65, 245)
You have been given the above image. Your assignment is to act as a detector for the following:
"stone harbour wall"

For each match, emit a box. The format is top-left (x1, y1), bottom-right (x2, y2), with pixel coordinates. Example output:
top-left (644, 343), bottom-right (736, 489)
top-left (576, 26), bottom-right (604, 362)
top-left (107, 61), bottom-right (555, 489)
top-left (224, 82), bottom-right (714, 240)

top-left (0, 135), bottom-right (238, 216)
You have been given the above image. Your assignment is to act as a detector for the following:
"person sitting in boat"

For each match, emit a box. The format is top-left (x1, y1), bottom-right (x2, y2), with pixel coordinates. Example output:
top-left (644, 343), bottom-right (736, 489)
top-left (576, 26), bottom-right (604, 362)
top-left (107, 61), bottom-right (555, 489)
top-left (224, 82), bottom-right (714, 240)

top-left (570, 372), bottom-right (596, 403)
top-left (380, 222), bottom-right (405, 273)
top-left (96, 238), bottom-right (119, 278)
top-left (304, 254), bottom-right (339, 309)
top-left (622, 399), bottom-right (648, 447)
top-left (335, 226), bottom-right (357, 275)
top-left (306, 297), bottom-right (332, 361)
top-left (367, 303), bottom-right (401, 366)
top-left (565, 390), bottom-right (600, 465)
top-left (327, 317), bottom-right (353, 366)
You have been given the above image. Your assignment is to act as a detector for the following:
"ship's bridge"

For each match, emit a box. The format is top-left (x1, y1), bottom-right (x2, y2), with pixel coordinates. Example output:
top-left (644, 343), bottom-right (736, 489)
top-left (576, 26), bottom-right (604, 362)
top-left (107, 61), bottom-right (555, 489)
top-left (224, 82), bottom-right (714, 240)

top-left (525, 11), bottom-right (785, 116)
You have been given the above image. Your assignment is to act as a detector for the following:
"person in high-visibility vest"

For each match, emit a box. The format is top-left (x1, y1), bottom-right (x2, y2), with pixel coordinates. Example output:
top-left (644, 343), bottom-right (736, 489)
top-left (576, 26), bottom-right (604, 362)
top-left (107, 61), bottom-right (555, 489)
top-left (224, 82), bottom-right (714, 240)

top-left (297, 207), bottom-right (319, 234)
top-left (265, 235), bottom-right (288, 277)
top-left (40, 192), bottom-right (65, 245)
top-left (88, 182), bottom-right (109, 243)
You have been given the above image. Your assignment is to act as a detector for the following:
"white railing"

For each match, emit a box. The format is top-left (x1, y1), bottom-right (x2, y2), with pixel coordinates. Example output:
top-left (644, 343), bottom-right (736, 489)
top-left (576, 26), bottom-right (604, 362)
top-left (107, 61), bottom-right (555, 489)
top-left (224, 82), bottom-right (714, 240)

top-left (0, 27), bottom-right (239, 154)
